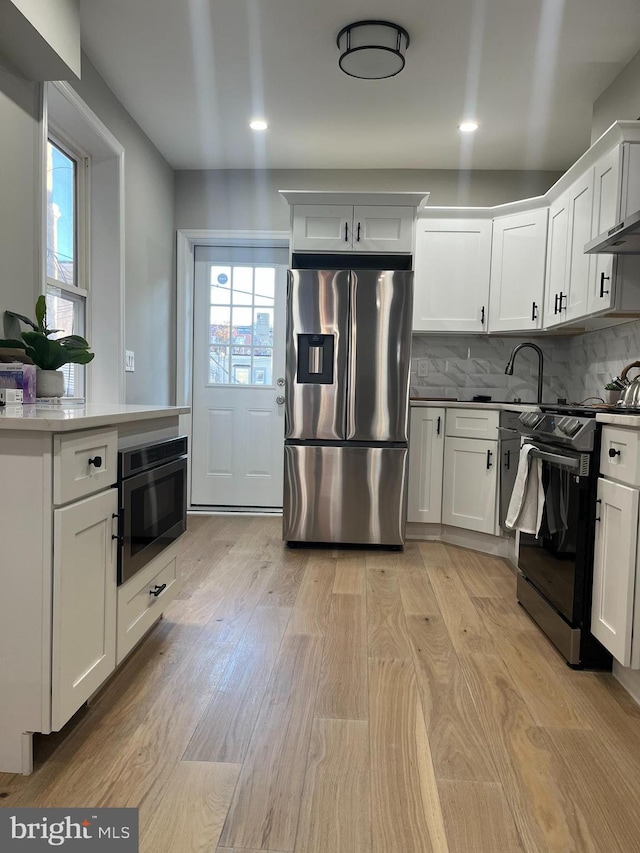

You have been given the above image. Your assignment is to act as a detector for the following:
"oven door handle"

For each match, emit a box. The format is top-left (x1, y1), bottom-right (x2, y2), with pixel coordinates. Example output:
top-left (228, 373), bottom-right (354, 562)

top-left (528, 447), bottom-right (580, 470)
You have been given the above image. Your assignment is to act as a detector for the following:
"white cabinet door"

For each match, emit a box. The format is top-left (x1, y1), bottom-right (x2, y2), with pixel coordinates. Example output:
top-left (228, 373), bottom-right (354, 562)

top-left (544, 193), bottom-right (570, 327)
top-left (564, 168), bottom-right (595, 322)
top-left (413, 219), bottom-right (492, 332)
top-left (52, 488), bottom-right (118, 730)
top-left (442, 438), bottom-right (498, 534)
top-left (488, 208), bottom-right (548, 332)
top-left (407, 407), bottom-right (445, 523)
top-left (589, 147), bottom-right (621, 314)
top-left (352, 205), bottom-right (414, 253)
top-left (291, 204), bottom-right (352, 251)
top-left (591, 478), bottom-right (639, 667)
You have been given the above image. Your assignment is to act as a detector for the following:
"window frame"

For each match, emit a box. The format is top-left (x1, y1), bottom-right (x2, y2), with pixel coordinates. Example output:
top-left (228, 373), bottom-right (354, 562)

top-left (45, 125), bottom-right (91, 398)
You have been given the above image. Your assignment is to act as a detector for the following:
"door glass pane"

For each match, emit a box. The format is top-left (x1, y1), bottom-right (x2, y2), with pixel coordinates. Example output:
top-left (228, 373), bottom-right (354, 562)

top-left (232, 267), bottom-right (253, 305)
top-left (255, 268), bottom-right (275, 305)
top-left (206, 263), bottom-right (277, 386)
top-left (210, 306), bottom-right (230, 345)
top-left (210, 266), bottom-right (231, 304)
top-left (209, 346), bottom-right (229, 383)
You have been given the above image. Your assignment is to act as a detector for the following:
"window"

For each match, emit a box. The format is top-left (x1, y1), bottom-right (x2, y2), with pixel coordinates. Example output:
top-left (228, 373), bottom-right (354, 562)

top-left (45, 135), bottom-right (88, 397)
top-left (208, 264), bottom-right (275, 385)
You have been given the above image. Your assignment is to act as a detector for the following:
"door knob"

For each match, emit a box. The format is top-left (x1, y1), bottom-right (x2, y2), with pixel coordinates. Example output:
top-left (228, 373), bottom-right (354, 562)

top-left (276, 395), bottom-right (285, 404)
top-left (277, 377), bottom-right (285, 386)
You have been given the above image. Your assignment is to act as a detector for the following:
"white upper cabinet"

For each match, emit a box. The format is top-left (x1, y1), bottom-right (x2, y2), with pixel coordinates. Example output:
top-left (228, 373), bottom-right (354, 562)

top-left (413, 218), bottom-right (492, 332)
top-left (488, 209), bottom-right (548, 332)
top-left (291, 204), bottom-right (414, 253)
top-left (589, 146), bottom-right (621, 314)
top-left (544, 169), bottom-right (595, 326)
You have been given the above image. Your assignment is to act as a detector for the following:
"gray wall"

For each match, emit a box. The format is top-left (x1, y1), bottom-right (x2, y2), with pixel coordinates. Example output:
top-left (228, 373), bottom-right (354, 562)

top-left (175, 168), bottom-right (562, 232)
top-left (71, 55), bottom-right (175, 405)
top-left (0, 66), bottom-right (40, 321)
top-left (592, 47), bottom-right (640, 143)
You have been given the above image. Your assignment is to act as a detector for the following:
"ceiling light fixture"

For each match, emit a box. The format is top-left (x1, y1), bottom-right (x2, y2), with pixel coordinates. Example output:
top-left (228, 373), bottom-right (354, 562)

top-left (337, 20), bottom-right (410, 80)
top-left (458, 121), bottom-right (479, 133)
top-left (249, 119), bottom-right (268, 131)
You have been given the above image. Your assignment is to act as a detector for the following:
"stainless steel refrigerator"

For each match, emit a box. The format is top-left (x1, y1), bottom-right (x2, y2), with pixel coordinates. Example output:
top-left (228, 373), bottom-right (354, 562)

top-left (283, 269), bottom-right (413, 546)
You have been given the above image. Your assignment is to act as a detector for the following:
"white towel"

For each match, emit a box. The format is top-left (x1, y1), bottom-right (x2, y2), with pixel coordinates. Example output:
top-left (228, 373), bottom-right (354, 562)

top-left (505, 443), bottom-right (545, 535)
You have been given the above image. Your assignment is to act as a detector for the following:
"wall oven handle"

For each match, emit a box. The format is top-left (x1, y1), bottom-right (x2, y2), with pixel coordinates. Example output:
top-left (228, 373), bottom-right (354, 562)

top-left (528, 447), bottom-right (579, 470)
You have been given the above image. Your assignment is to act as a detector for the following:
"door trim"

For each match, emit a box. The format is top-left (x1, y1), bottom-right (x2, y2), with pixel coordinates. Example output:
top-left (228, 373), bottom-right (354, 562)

top-left (176, 229), bottom-right (289, 508)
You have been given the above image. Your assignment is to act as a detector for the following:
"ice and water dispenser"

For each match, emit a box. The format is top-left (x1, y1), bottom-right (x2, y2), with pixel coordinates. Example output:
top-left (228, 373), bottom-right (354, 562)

top-left (297, 334), bottom-right (334, 384)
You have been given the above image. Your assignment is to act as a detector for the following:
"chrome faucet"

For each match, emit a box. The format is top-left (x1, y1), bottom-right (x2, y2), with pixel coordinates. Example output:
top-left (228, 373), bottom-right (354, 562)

top-left (505, 342), bottom-right (544, 404)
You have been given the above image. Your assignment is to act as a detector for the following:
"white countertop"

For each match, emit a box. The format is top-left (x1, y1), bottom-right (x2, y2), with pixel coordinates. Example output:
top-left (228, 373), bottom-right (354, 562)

top-left (410, 399), bottom-right (540, 413)
top-left (596, 411), bottom-right (640, 427)
top-left (0, 402), bottom-right (190, 432)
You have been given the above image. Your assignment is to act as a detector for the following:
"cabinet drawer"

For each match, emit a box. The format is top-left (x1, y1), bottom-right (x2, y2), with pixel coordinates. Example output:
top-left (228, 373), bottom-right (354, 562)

top-left (116, 545), bottom-right (181, 664)
top-left (53, 428), bottom-right (117, 505)
top-left (600, 426), bottom-right (640, 486)
top-left (445, 408), bottom-right (499, 439)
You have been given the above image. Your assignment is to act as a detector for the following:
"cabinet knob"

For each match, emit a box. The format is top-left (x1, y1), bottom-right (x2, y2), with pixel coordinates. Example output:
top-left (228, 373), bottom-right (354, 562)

top-left (88, 455), bottom-right (102, 467)
top-left (608, 448), bottom-right (621, 458)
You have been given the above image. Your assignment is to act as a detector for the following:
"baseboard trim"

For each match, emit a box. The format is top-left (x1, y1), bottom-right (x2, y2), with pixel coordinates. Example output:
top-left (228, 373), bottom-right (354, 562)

top-left (612, 662), bottom-right (640, 707)
top-left (407, 521), bottom-right (518, 564)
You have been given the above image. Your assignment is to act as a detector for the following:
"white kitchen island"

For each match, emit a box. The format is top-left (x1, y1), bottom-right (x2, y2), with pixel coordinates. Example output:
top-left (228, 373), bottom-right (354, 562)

top-left (0, 403), bottom-right (189, 774)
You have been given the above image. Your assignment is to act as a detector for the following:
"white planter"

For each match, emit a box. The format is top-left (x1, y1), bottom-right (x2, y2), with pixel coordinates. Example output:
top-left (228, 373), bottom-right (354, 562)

top-left (605, 389), bottom-right (622, 405)
top-left (36, 368), bottom-right (65, 398)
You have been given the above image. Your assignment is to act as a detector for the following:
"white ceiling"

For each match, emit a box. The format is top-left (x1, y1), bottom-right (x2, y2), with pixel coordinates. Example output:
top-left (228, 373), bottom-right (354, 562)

top-left (78, 0), bottom-right (640, 172)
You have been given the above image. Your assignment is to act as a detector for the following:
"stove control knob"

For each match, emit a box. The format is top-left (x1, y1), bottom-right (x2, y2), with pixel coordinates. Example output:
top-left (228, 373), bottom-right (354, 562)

top-left (566, 418), bottom-right (582, 437)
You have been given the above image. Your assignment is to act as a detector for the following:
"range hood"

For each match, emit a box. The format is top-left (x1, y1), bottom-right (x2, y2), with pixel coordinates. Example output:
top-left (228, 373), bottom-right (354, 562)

top-left (585, 209), bottom-right (640, 254)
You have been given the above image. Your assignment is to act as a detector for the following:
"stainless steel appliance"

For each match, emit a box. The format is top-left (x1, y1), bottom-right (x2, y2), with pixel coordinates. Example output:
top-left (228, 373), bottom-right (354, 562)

top-left (283, 269), bottom-right (413, 546)
top-left (117, 436), bottom-right (188, 584)
top-left (515, 405), bottom-right (611, 668)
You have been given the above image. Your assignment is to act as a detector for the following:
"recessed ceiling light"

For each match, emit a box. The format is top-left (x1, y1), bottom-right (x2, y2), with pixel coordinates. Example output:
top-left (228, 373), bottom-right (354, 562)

top-left (250, 119), bottom-right (268, 131)
top-left (458, 121), bottom-right (479, 133)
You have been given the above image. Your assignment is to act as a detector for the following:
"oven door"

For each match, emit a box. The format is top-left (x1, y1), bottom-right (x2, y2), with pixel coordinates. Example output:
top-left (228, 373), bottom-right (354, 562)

top-left (119, 455), bottom-right (187, 585)
top-left (517, 441), bottom-right (595, 626)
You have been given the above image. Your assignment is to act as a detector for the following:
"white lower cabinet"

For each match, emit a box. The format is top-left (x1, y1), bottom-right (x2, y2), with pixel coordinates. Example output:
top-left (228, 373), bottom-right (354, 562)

top-left (442, 436), bottom-right (498, 534)
top-left (591, 477), bottom-right (640, 667)
top-left (407, 407), bottom-right (445, 523)
top-left (52, 488), bottom-right (118, 729)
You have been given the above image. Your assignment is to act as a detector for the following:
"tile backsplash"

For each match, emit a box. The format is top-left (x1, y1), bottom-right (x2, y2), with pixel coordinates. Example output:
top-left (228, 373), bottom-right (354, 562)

top-left (411, 319), bottom-right (640, 405)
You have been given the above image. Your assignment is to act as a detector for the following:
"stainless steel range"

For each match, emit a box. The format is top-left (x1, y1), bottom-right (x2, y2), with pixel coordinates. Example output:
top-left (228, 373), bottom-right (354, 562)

top-left (515, 404), bottom-right (612, 669)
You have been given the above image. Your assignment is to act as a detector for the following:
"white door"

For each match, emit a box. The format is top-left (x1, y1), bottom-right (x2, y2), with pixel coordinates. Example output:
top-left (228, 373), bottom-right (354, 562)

top-left (352, 205), bottom-right (414, 253)
top-left (52, 488), bottom-right (118, 730)
top-left (591, 477), bottom-right (639, 666)
top-left (191, 246), bottom-right (288, 508)
top-left (488, 209), bottom-right (547, 332)
top-left (564, 168), bottom-right (595, 322)
top-left (589, 147), bottom-right (621, 314)
top-left (544, 193), bottom-right (570, 327)
top-left (413, 218), bottom-right (492, 332)
top-left (442, 437), bottom-right (498, 534)
top-left (407, 407), bottom-right (445, 523)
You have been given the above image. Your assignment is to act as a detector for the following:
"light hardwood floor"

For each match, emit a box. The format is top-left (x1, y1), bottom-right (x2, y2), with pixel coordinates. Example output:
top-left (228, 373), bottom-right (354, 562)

top-left (3, 514), bottom-right (640, 851)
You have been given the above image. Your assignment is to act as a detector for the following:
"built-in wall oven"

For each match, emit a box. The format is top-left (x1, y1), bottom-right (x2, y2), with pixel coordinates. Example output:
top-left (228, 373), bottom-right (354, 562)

top-left (117, 436), bottom-right (188, 585)
top-left (515, 405), bottom-right (611, 669)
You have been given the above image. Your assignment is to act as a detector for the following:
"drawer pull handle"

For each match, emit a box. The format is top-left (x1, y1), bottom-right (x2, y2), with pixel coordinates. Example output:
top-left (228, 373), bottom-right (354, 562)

top-left (112, 534), bottom-right (123, 543)
top-left (88, 455), bottom-right (103, 467)
top-left (150, 583), bottom-right (167, 597)
top-left (608, 448), bottom-right (621, 458)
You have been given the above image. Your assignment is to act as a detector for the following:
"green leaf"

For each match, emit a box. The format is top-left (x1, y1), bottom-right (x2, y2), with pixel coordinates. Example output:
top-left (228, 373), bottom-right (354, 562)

top-left (0, 338), bottom-right (27, 350)
top-left (58, 335), bottom-right (90, 348)
top-left (4, 310), bottom-right (38, 332)
top-left (21, 332), bottom-right (56, 369)
top-left (35, 295), bottom-right (46, 333)
top-left (63, 350), bottom-right (94, 365)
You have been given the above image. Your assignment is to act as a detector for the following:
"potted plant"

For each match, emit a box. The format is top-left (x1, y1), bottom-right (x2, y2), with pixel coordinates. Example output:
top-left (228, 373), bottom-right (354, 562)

top-left (604, 382), bottom-right (622, 405)
top-left (0, 296), bottom-right (94, 397)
